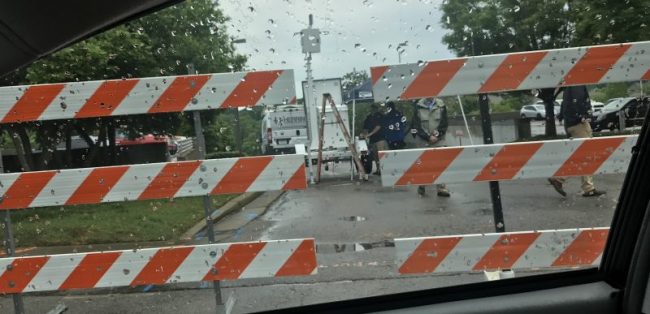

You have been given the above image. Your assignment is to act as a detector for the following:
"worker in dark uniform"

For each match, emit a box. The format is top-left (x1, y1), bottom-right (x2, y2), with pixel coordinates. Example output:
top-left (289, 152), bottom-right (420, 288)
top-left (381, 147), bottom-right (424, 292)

top-left (405, 97), bottom-right (450, 197)
top-left (382, 101), bottom-right (408, 150)
top-left (548, 86), bottom-right (606, 197)
top-left (361, 103), bottom-right (387, 175)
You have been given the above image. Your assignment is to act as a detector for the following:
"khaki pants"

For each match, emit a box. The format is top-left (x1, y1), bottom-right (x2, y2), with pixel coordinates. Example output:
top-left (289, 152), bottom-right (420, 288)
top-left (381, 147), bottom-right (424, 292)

top-left (553, 122), bottom-right (595, 192)
top-left (372, 140), bottom-right (388, 161)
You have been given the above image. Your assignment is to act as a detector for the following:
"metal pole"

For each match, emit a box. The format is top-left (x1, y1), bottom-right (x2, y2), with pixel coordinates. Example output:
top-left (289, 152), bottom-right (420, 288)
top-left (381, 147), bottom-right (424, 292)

top-left (4, 210), bottom-right (25, 314)
top-left (316, 94), bottom-right (327, 182)
top-left (352, 98), bottom-right (356, 142)
top-left (618, 110), bottom-right (626, 132)
top-left (478, 94), bottom-right (505, 233)
top-left (305, 53), bottom-right (316, 184)
top-left (352, 98), bottom-right (357, 179)
top-left (188, 63), bottom-right (225, 313)
top-left (193, 111), bottom-right (226, 313)
top-left (457, 95), bottom-right (474, 145)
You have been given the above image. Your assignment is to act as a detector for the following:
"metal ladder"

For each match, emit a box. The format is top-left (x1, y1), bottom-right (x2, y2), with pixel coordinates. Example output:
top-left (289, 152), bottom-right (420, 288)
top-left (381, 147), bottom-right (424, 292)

top-left (316, 93), bottom-right (367, 182)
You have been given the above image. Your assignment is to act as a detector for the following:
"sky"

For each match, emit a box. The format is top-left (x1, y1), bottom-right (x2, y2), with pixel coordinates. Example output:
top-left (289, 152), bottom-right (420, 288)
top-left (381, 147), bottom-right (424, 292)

top-left (219, 0), bottom-right (455, 97)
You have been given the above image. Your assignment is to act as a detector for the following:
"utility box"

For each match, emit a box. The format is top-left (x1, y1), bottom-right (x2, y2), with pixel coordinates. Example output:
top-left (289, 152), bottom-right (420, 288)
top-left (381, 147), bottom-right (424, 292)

top-left (301, 28), bottom-right (321, 54)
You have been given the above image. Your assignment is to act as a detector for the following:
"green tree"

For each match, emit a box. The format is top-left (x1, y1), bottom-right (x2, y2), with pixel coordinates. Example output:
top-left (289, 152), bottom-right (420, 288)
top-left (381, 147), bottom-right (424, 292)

top-left (342, 69), bottom-right (369, 95)
top-left (441, 0), bottom-right (572, 57)
top-left (571, 0), bottom-right (650, 46)
top-left (3, 0), bottom-right (246, 171)
top-left (441, 0), bottom-right (573, 136)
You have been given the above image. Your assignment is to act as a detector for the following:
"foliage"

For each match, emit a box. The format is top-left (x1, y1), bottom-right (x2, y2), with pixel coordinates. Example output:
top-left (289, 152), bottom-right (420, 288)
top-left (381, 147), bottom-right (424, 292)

top-left (571, 0), bottom-right (650, 46)
top-left (342, 69), bottom-right (369, 95)
top-left (203, 108), bottom-right (264, 156)
top-left (590, 83), bottom-right (633, 103)
top-left (441, 0), bottom-right (572, 56)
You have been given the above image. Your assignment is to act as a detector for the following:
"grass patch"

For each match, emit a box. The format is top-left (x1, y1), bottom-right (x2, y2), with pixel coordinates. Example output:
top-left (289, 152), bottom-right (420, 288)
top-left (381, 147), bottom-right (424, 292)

top-left (9, 194), bottom-right (238, 247)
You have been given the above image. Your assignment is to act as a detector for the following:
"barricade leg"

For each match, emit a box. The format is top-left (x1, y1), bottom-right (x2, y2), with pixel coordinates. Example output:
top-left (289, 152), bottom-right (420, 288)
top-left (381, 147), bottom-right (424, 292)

top-left (3, 210), bottom-right (25, 314)
top-left (478, 94), bottom-right (506, 233)
top-left (193, 110), bottom-right (230, 313)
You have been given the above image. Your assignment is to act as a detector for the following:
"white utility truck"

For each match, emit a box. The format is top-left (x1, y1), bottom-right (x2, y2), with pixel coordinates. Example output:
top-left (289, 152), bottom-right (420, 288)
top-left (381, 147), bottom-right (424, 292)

top-left (260, 104), bottom-right (308, 155)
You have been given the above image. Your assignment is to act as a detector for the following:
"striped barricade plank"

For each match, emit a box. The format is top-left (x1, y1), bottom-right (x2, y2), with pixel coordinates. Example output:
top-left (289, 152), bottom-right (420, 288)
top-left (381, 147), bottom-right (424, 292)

top-left (371, 41), bottom-right (650, 100)
top-left (0, 69), bottom-right (295, 123)
top-left (0, 238), bottom-right (317, 293)
top-left (380, 135), bottom-right (636, 187)
top-left (396, 228), bottom-right (608, 274)
top-left (0, 154), bottom-right (306, 210)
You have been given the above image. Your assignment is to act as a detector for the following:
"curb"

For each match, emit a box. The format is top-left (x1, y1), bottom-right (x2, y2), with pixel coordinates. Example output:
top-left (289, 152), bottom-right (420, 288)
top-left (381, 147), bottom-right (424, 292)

top-left (180, 192), bottom-right (263, 240)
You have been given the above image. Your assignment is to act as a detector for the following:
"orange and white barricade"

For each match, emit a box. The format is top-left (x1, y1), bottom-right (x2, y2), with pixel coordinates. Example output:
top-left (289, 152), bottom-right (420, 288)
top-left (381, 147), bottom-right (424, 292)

top-left (0, 154), bottom-right (306, 209)
top-left (0, 239), bottom-right (316, 293)
top-left (371, 41), bottom-right (650, 100)
top-left (380, 135), bottom-right (636, 187)
top-left (396, 228), bottom-right (608, 274)
top-left (0, 69), bottom-right (296, 123)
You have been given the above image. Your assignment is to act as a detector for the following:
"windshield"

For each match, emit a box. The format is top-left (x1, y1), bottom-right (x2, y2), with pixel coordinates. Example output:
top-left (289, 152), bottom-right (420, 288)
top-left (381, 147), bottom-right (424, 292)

top-left (0, 1), bottom-right (647, 313)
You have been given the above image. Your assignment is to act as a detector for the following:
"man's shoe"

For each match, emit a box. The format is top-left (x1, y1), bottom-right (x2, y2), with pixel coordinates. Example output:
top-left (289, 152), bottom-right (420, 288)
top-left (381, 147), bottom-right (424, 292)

top-left (437, 189), bottom-right (450, 197)
top-left (373, 171), bottom-right (381, 176)
top-left (548, 178), bottom-right (567, 197)
top-left (417, 186), bottom-right (426, 196)
top-left (583, 189), bottom-right (606, 197)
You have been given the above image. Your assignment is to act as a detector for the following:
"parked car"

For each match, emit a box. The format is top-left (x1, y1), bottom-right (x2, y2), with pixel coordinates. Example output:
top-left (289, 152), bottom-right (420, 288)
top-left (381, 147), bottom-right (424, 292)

top-left (520, 103), bottom-right (546, 120)
top-left (591, 97), bottom-right (649, 131)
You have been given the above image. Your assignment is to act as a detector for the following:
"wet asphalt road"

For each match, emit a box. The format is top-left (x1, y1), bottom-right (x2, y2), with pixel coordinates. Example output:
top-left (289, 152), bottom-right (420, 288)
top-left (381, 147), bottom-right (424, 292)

top-left (0, 170), bottom-right (625, 313)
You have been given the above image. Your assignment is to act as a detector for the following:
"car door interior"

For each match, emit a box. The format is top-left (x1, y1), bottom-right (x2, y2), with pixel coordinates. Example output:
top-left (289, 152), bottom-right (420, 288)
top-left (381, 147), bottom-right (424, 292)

top-left (0, 0), bottom-right (180, 75)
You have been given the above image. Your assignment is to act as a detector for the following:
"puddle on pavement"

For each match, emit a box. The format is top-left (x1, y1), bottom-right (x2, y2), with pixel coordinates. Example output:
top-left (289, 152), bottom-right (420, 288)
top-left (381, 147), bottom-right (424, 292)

top-left (316, 239), bottom-right (394, 254)
top-left (424, 207), bottom-right (448, 214)
top-left (340, 216), bottom-right (367, 222)
top-left (473, 208), bottom-right (493, 216)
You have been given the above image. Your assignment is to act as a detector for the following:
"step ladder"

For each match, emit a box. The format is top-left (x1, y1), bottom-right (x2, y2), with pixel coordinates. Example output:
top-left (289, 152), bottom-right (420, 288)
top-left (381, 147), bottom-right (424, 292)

top-left (316, 93), bottom-right (367, 182)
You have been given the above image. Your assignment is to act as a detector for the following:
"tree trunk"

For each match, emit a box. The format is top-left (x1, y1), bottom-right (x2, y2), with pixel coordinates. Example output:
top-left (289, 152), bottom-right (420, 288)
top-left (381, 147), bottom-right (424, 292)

top-left (84, 120), bottom-right (107, 167)
top-left (74, 122), bottom-right (95, 146)
top-left (537, 88), bottom-right (558, 137)
top-left (14, 124), bottom-right (35, 171)
top-left (8, 128), bottom-right (31, 172)
top-left (36, 123), bottom-right (52, 170)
